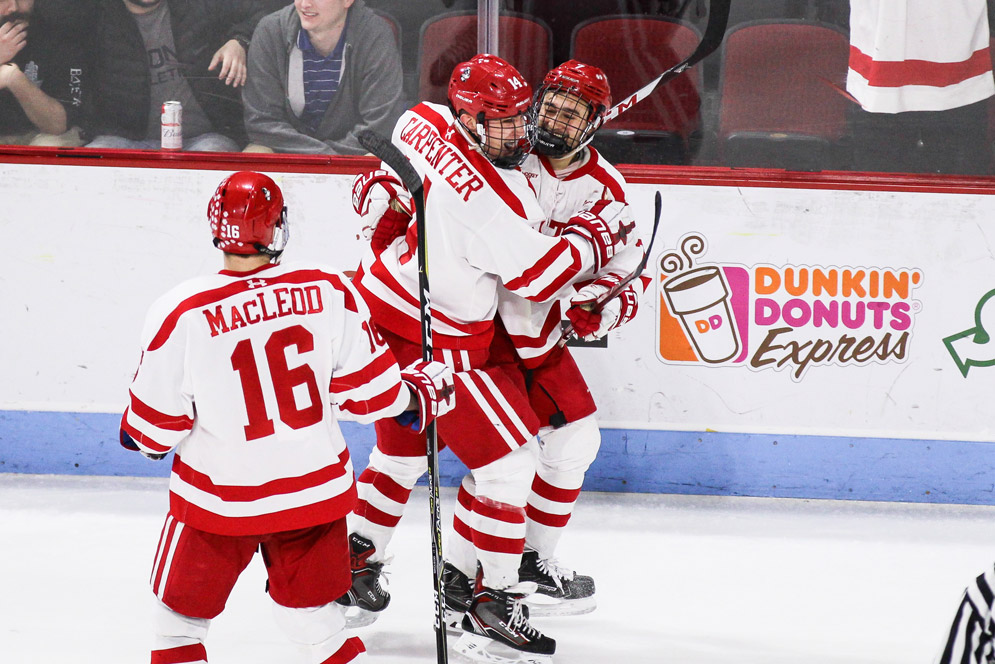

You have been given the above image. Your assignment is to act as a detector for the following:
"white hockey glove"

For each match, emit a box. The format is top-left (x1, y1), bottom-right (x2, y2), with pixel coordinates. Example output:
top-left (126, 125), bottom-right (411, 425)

top-left (562, 200), bottom-right (635, 273)
top-left (565, 275), bottom-right (640, 341)
top-left (353, 169), bottom-right (415, 252)
top-left (398, 359), bottom-right (456, 433)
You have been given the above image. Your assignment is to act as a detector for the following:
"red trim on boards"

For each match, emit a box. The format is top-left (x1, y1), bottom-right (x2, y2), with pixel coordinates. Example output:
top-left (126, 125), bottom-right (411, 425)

top-left (1, 146), bottom-right (994, 195)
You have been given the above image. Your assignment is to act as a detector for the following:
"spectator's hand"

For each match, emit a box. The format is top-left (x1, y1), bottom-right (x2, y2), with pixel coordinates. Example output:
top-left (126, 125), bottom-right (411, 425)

top-left (0, 20), bottom-right (27, 65)
top-left (0, 62), bottom-right (22, 91)
top-left (209, 39), bottom-right (247, 88)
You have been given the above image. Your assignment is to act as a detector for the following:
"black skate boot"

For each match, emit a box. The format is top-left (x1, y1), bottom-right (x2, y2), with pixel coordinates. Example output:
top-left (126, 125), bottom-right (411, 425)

top-left (517, 549), bottom-right (596, 617)
top-left (442, 561), bottom-right (474, 633)
top-left (454, 567), bottom-right (555, 664)
top-left (335, 533), bottom-right (390, 627)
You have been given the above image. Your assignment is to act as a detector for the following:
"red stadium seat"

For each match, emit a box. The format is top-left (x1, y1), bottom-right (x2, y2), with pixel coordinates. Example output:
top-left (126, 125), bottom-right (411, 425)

top-left (570, 16), bottom-right (703, 164)
top-left (718, 20), bottom-right (850, 170)
top-left (417, 11), bottom-right (553, 105)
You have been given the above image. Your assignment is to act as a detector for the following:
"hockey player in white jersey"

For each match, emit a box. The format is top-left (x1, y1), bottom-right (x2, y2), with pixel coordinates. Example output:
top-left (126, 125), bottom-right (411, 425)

top-left (440, 60), bottom-right (651, 622)
top-left (119, 171), bottom-right (454, 664)
top-left (344, 54), bottom-right (633, 662)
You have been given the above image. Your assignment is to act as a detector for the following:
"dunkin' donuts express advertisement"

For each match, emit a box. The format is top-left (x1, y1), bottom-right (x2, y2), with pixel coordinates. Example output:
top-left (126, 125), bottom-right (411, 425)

top-left (569, 183), bottom-right (995, 445)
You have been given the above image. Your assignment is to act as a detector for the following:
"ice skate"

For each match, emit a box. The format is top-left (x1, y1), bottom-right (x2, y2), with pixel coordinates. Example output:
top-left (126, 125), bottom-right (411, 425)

top-left (442, 561), bottom-right (474, 633)
top-left (453, 569), bottom-right (555, 664)
top-left (335, 533), bottom-right (390, 627)
top-left (517, 549), bottom-right (596, 617)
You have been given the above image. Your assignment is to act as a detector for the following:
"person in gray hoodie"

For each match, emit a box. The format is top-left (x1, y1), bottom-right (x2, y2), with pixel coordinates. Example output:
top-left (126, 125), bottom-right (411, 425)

top-left (243, 0), bottom-right (402, 155)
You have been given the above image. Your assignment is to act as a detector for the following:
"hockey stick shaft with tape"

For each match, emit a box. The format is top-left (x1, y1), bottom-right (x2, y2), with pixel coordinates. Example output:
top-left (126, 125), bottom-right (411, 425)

top-left (357, 130), bottom-right (448, 664)
top-left (604, 0), bottom-right (731, 122)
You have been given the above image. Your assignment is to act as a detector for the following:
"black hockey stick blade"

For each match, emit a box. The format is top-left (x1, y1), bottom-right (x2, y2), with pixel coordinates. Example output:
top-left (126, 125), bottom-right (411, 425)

top-left (357, 130), bottom-right (424, 198)
top-left (604, 0), bottom-right (731, 122)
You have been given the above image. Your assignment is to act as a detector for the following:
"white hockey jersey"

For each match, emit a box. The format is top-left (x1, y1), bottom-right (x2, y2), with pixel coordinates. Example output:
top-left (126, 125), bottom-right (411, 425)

top-left (355, 102), bottom-right (598, 351)
top-left (122, 261), bottom-right (410, 536)
top-left (847, 0), bottom-right (995, 113)
top-left (497, 150), bottom-right (649, 366)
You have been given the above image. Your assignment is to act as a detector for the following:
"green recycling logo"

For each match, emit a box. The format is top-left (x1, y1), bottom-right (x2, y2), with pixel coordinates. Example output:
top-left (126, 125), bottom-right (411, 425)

top-left (943, 289), bottom-right (995, 377)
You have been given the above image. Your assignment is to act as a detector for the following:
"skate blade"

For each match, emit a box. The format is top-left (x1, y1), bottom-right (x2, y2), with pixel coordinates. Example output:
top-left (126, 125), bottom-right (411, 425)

top-left (342, 605), bottom-right (380, 628)
top-left (453, 632), bottom-right (553, 664)
top-left (522, 594), bottom-right (596, 618)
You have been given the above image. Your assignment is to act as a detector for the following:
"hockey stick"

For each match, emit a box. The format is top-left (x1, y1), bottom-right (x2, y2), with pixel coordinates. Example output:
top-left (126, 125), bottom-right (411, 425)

top-left (357, 129), bottom-right (449, 664)
top-left (603, 0), bottom-right (731, 123)
top-left (560, 190), bottom-right (662, 345)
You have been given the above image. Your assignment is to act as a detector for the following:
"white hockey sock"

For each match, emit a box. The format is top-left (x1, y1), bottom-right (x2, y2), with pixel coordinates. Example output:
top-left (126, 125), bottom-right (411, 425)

top-left (271, 601), bottom-right (366, 664)
top-left (449, 474), bottom-right (478, 577)
top-left (350, 448), bottom-right (427, 561)
top-left (151, 599), bottom-right (210, 663)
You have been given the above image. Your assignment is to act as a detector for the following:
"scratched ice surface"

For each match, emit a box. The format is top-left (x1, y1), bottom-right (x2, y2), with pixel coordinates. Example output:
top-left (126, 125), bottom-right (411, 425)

top-left (1, 473), bottom-right (992, 663)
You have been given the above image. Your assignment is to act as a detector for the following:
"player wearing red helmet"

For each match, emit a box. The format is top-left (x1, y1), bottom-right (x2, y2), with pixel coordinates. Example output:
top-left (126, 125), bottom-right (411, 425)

top-left (346, 55), bottom-right (635, 663)
top-left (208, 171), bottom-right (289, 258)
top-left (441, 61), bottom-right (651, 625)
top-left (120, 171), bottom-right (453, 664)
top-left (532, 59), bottom-right (612, 159)
top-left (448, 53), bottom-right (536, 168)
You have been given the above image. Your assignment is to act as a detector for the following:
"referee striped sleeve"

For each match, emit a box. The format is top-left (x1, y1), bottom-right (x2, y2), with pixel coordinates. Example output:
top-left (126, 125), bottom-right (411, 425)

top-left (935, 565), bottom-right (995, 664)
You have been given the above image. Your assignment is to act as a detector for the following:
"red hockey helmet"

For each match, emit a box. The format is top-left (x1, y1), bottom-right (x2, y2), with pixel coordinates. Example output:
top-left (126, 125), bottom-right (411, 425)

top-left (448, 53), bottom-right (533, 121)
top-left (448, 54), bottom-right (535, 167)
top-left (533, 60), bottom-right (612, 158)
top-left (208, 171), bottom-right (289, 257)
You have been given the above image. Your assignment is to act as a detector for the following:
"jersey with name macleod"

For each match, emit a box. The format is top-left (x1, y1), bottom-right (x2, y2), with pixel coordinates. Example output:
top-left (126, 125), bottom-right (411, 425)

top-left (122, 261), bottom-right (409, 536)
top-left (355, 102), bottom-right (598, 351)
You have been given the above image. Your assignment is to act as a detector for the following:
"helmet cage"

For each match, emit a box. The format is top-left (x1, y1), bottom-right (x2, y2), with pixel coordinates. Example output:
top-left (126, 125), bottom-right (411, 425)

top-left (472, 111), bottom-right (536, 168)
top-left (448, 54), bottom-right (535, 168)
top-left (532, 84), bottom-right (607, 158)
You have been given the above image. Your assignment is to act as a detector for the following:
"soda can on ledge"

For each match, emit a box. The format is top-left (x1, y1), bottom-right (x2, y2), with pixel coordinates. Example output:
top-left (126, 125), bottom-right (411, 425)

top-left (161, 101), bottom-right (182, 150)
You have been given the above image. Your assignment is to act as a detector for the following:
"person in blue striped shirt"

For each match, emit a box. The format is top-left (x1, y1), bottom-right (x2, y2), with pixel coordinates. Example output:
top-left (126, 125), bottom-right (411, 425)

top-left (243, 0), bottom-right (403, 154)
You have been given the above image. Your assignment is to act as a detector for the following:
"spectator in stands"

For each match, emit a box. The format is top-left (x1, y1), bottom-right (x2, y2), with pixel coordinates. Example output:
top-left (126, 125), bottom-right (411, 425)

top-left (241, 0), bottom-right (402, 155)
top-left (0, 0), bottom-right (89, 147)
top-left (846, 0), bottom-right (995, 175)
top-left (85, 0), bottom-right (286, 152)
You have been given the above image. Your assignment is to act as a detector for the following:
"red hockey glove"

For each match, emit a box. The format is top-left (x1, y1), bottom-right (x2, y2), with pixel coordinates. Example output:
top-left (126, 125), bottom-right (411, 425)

top-left (353, 169), bottom-right (414, 249)
top-left (399, 359), bottom-right (456, 433)
top-left (562, 200), bottom-right (635, 273)
top-left (565, 276), bottom-right (640, 341)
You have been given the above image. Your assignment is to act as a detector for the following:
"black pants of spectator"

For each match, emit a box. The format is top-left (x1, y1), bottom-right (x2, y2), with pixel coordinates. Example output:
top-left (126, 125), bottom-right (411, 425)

top-left (848, 98), bottom-right (992, 176)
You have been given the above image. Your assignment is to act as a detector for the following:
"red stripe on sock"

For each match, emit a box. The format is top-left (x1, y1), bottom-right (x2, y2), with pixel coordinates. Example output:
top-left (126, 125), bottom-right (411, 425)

top-left (453, 513), bottom-right (472, 541)
top-left (471, 528), bottom-right (525, 555)
top-left (531, 474), bottom-right (582, 503)
top-left (526, 503), bottom-right (572, 527)
top-left (353, 501), bottom-right (402, 528)
top-left (151, 643), bottom-right (207, 664)
top-left (457, 484), bottom-right (474, 510)
top-left (472, 498), bottom-right (525, 524)
top-left (359, 468), bottom-right (414, 503)
top-left (319, 636), bottom-right (366, 664)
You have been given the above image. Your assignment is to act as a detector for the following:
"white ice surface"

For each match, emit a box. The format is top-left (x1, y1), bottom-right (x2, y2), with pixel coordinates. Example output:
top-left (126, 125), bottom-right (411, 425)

top-left (1, 473), bottom-right (993, 663)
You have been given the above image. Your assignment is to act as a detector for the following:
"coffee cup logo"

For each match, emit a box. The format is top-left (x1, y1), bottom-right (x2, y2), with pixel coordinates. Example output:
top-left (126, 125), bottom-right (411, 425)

top-left (661, 234), bottom-right (741, 364)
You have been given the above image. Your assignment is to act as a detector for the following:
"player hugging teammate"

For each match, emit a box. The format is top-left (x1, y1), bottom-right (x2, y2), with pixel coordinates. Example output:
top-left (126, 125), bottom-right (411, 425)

top-left (344, 54), bottom-right (648, 664)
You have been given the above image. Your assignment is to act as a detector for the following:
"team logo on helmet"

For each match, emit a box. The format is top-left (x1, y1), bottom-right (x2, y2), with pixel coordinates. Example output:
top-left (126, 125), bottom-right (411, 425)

top-left (460, 67), bottom-right (471, 81)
